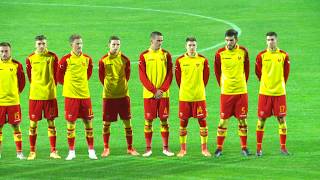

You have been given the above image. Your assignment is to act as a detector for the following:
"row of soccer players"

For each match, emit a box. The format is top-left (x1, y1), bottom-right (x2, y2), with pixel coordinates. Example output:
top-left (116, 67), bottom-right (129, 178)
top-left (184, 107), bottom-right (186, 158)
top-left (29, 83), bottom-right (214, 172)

top-left (0, 29), bottom-right (290, 160)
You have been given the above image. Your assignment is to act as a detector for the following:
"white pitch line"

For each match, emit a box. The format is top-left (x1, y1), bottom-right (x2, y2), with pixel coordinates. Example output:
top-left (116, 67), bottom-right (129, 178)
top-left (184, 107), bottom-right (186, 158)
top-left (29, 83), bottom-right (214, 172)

top-left (0, 1), bottom-right (241, 62)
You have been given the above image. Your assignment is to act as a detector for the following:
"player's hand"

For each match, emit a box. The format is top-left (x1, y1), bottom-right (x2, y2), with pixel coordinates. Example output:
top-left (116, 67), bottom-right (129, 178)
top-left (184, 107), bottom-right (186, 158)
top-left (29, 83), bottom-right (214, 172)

top-left (154, 89), bottom-right (163, 99)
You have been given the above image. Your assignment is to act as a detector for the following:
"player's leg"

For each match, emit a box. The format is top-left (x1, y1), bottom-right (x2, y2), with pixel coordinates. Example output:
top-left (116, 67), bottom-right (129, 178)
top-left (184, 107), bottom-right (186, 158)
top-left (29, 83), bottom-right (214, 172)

top-left (238, 118), bottom-right (250, 156)
top-left (47, 119), bottom-right (60, 159)
top-left (143, 98), bottom-right (156, 157)
top-left (83, 119), bottom-right (97, 160)
top-left (101, 121), bottom-right (111, 157)
top-left (11, 124), bottom-right (25, 160)
top-left (143, 119), bottom-right (153, 157)
top-left (177, 118), bottom-right (188, 157)
top-left (198, 118), bottom-right (211, 157)
top-left (278, 116), bottom-right (289, 155)
top-left (215, 118), bottom-right (228, 157)
top-left (43, 99), bottom-right (60, 158)
top-left (66, 121), bottom-right (76, 160)
top-left (159, 98), bottom-right (174, 156)
top-left (215, 95), bottom-right (232, 157)
top-left (123, 119), bottom-right (139, 156)
top-left (256, 95), bottom-right (272, 156)
top-left (27, 120), bottom-right (38, 160)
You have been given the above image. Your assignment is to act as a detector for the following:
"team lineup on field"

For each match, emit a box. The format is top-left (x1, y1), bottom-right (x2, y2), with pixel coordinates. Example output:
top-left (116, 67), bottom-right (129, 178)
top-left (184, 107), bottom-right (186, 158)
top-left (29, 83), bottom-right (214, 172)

top-left (0, 29), bottom-right (290, 160)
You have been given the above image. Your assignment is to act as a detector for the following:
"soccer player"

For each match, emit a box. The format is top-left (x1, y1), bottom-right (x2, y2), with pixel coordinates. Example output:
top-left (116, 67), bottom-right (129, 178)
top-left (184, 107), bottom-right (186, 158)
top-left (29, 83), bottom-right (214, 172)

top-left (57, 34), bottom-right (97, 160)
top-left (26, 35), bottom-right (61, 160)
top-left (255, 32), bottom-right (290, 156)
top-left (139, 31), bottom-right (174, 157)
top-left (175, 37), bottom-right (211, 157)
top-left (0, 42), bottom-right (26, 160)
top-left (99, 36), bottom-right (139, 157)
top-left (214, 29), bottom-right (250, 157)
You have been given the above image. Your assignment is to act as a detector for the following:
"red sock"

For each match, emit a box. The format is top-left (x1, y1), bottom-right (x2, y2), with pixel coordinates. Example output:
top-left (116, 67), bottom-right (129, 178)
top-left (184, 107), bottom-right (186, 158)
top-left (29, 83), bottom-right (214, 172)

top-left (103, 133), bottom-right (110, 149)
top-left (49, 136), bottom-right (56, 152)
top-left (86, 137), bottom-right (94, 150)
top-left (29, 134), bottom-right (37, 152)
top-left (145, 132), bottom-right (152, 151)
top-left (256, 130), bottom-right (264, 151)
top-left (68, 137), bottom-right (75, 150)
top-left (240, 136), bottom-right (247, 150)
top-left (280, 134), bottom-right (287, 150)
top-left (15, 141), bottom-right (22, 152)
top-left (181, 143), bottom-right (186, 151)
top-left (201, 143), bottom-right (208, 151)
top-left (217, 136), bottom-right (225, 150)
top-left (125, 128), bottom-right (133, 150)
top-left (161, 131), bottom-right (169, 150)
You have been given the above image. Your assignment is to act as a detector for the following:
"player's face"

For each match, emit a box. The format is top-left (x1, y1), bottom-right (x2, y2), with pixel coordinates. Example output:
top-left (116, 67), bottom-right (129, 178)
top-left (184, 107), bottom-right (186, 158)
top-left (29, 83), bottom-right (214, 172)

top-left (186, 41), bottom-right (197, 54)
top-left (225, 36), bottom-right (238, 50)
top-left (266, 35), bottom-right (277, 50)
top-left (151, 35), bottom-right (163, 50)
top-left (109, 40), bottom-right (120, 54)
top-left (0, 46), bottom-right (11, 61)
top-left (71, 38), bottom-right (83, 55)
top-left (35, 39), bottom-right (47, 53)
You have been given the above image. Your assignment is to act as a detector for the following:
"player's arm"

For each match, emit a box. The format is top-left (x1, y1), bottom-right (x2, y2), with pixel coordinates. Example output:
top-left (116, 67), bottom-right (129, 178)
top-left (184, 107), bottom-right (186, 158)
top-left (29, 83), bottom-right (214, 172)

top-left (138, 53), bottom-right (157, 94)
top-left (255, 54), bottom-right (262, 81)
top-left (244, 49), bottom-right (250, 82)
top-left (98, 58), bottom-right (105, 85)
top-left (159, 52), bottom-right (173, 92)
top-left (57, 56), bottom-right (68, 85)
top-left (123, 55), bottom-right (131, 81)
top-left (203, 58), bottom-right (210, 87)
top-left (26, 57), bottom-right (32, 83)
top-left (175, 59), bottom-right (181, 88)
top-left (214, 52), bottom-right (222, 86)
top-left (53, 53), bottom-right (59, 85)
top-left (17, 62), bottom-right (26, 93)
top-left (284, 53), bottom-right (290, 83)
top-left (87, 57), bottom-right (93, 80)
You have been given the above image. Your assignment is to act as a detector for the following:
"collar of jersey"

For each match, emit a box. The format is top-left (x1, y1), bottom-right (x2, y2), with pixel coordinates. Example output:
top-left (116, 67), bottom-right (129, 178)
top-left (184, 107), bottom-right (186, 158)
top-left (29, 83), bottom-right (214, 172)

top-left (267, 47), bottom-right (280, 53)
top-left (184, 52), bottom-right (198, 58)
top-left (71, 51), bottom-right (83, 57)
top-left (225, 44), bottom-right (239, 51)
top-left (108, 51), bottom-right (121, 59)
top-left (35, 48), bottom-right (48, 55)
top-left (0, 57), bottom-right (12, 63)
top-left (149, 48), bottom-right (162, 53)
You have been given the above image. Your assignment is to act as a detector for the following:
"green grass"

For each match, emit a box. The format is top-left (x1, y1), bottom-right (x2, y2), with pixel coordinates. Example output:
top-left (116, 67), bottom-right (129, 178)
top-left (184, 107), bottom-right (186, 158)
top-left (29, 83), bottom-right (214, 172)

top-left (0, 0), bottom-right (320, 179)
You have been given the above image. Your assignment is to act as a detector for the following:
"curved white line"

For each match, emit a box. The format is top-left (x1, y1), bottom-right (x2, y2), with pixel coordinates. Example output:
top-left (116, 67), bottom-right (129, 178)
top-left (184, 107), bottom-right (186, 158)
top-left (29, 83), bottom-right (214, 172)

top-left (0, 2), bottom-right (241, 58)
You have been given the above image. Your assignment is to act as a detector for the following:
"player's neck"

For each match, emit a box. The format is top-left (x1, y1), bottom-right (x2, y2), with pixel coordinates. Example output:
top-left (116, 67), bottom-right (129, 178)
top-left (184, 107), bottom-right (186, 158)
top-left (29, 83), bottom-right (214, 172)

top-left (268, 47), bottom-right (277, 51)
top-left (187, 52), bottom-right (196, 57)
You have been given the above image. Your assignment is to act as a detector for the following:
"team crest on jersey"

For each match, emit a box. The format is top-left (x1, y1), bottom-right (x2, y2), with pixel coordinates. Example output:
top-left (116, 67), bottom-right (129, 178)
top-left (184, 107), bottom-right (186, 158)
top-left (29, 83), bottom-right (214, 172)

top-left (82, 62), bottom-right (86, 66)
top-left (278, 59), bottom-right (281, 62)
top-left (10, 68), bottom-right (14, 71)
top-left (196, 63), bottom-right (200, 67)
top-left (238, 56), bottom-right (241, 60)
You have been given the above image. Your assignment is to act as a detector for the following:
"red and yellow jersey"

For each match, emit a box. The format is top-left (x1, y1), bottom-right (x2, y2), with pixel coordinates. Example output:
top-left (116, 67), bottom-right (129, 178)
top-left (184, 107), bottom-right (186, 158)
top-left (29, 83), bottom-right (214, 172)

top-left (0, 58), bottom-right (25, 105)
top-left (26, 50), bottom-right (58, 100)
top-left (139, 48), bottom-right (173, 98)
top-left (99, 51), bottom-right (130, 99)
top-left (255, 48), bottom-right (290, 96)
top-left (214, 45), bottom-right (249, 95)
top-left (57, 51), bottom-right (93, 98)
top-left (175, 53), bottom-right (209, 101)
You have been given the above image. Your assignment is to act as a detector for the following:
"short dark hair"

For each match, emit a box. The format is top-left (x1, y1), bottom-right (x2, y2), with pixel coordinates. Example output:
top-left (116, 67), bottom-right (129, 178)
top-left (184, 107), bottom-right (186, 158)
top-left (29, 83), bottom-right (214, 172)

top-left (186, 37), bottom-right (197, 42)
top-left (35, 35), bottom-right (47, 41)
top-left (225, 29), bottom-right (238, 38)
top-left (150, 31), bottom-right (163, 39)
top-left (108, 35), bottom-right (120, 43)
top-left (0, 42), bottom-right (11, 48)
top-left (69, 34), bottom-right (82, 43)
top-left (266, 31), bottom-right (277, 37)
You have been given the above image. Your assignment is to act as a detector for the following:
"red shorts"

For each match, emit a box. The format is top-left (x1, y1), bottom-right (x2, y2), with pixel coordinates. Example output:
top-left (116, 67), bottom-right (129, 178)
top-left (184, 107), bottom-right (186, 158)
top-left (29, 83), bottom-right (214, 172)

top-left (144, 98), bottom-right (169, 120)
top-left (65, 98), bottom-right (94, 122)
top-left (220, 94), bottom-right (248, 119)
top-left (0, 105), bottom-right (22, 125)
top-left (258, 94), bottom-right (287, 118)
top-left (29, 99), bottom-right (58, 121)
top-left (103, 96), bottom-right (131, 122)
top-left (179, 101), bottom-right (207, 119)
